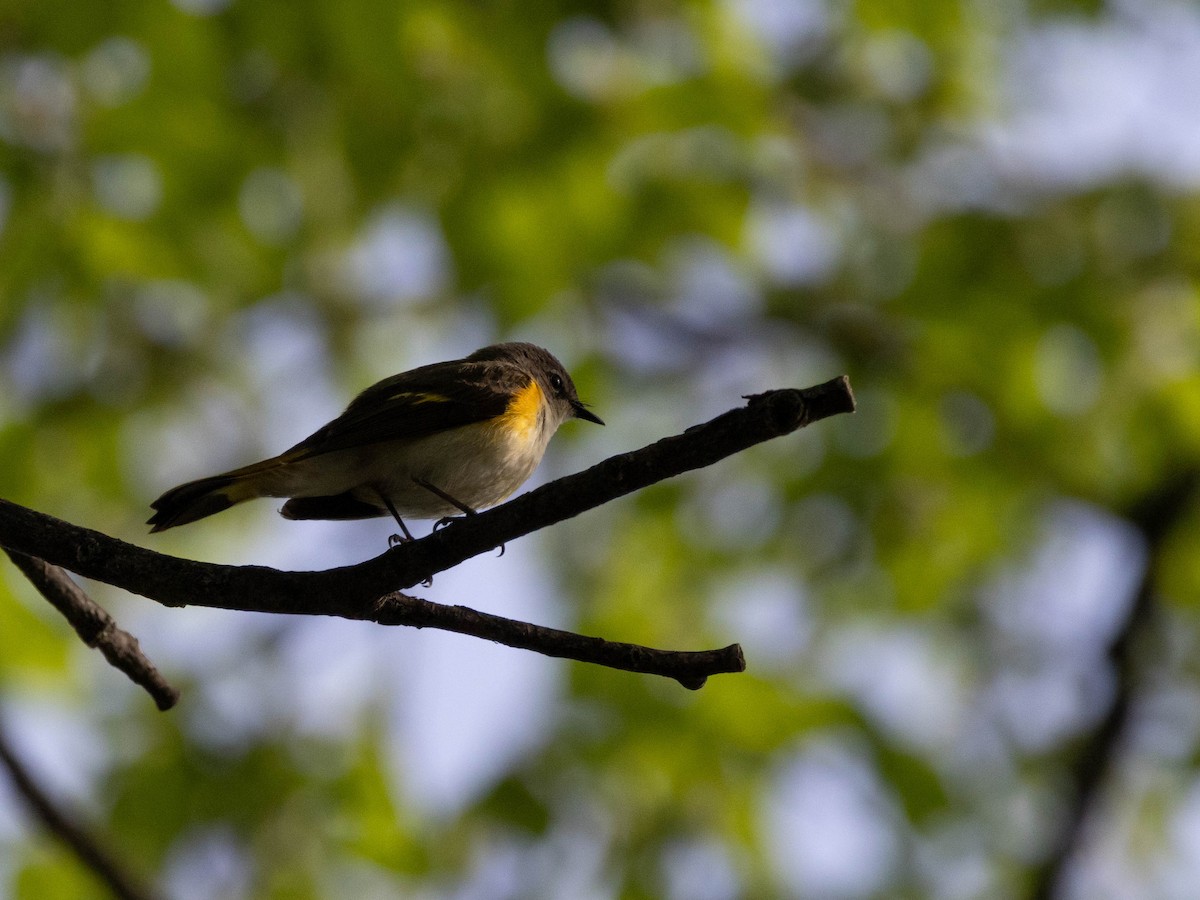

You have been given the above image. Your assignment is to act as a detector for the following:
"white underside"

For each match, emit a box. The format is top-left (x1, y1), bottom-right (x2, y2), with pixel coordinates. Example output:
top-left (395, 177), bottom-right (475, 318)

top-left (258, 415), bottom-right (559, 519)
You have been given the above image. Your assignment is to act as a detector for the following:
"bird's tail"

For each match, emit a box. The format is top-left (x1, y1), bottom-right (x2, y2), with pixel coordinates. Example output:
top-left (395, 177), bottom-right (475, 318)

top-left (147, 457), bottom-right (283, 532)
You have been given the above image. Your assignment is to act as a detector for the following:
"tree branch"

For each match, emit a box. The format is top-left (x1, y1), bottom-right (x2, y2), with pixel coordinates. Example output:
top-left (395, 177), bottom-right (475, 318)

top-left (0, 378), bottom-right (854, 690)
top-left (1030, 470), bottom-right (1198, 899)
top-left (4, 551), bottom-right (180, 710)
top-left (0, 718), bottom-right (162, 900)
top-left (375, 591), bottom-right (745, 689)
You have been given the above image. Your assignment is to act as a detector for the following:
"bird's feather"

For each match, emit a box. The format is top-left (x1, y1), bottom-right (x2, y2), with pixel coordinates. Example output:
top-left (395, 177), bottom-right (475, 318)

top-left (282, 359), bottom-right (518, 461)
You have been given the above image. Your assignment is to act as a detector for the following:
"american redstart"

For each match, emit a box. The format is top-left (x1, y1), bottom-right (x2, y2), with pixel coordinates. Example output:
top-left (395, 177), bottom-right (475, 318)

top-left (147, 342), bottom-right (603, 538)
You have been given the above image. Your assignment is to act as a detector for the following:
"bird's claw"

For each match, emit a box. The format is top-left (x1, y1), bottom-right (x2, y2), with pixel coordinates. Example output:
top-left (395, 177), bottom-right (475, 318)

top-left (431, 514), bottom-right (503, 555)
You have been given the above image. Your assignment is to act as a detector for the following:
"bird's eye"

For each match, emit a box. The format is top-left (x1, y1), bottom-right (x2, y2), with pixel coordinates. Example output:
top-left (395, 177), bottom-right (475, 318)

top-left (549, 372), bottom-right (565, 394)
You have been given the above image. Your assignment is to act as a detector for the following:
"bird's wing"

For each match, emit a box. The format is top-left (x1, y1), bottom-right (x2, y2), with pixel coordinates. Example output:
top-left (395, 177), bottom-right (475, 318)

top-left (284, 359), bottom-right (513, 460)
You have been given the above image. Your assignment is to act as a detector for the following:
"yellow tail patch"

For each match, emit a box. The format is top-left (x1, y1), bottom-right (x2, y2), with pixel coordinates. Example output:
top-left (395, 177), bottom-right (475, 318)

top-left (221, 456), bottom-right (289, 498)
top-left (223, 475), bottom-right (264, 503)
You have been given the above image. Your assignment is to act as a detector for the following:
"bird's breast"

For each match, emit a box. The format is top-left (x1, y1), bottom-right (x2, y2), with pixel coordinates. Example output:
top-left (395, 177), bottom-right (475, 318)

top-left (498, 378), bottom-right (545, 443)
top-left (358, 395), bottom-right (555, 518)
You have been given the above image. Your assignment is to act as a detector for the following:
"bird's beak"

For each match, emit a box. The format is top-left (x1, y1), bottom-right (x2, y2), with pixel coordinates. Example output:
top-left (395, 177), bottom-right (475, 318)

top-left (572, 401), bottom-right (604, 425)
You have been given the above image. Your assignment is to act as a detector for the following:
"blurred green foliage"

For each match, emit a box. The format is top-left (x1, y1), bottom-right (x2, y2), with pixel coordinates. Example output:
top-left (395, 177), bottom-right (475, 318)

top-left (2, 0), bottom-right (1200, 897)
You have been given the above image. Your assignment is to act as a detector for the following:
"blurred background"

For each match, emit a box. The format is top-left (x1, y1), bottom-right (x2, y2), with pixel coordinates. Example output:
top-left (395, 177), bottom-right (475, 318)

top-left (1, 0), bottom-right (1199, 896)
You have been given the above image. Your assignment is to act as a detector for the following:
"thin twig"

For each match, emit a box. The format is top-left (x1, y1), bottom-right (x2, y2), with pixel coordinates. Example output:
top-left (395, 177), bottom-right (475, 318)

top-left (0, 379), bottom-right (854, 688)
top-left (0, 718), bottom-right (161, 900)
top-left (375, 592), bottom-right (744, 689)
top-left (5, 551), bottom-right (179, 710)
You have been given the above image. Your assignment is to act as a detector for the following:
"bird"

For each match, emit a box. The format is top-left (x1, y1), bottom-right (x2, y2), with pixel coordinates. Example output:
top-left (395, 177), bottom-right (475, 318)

top-left (147, 342), bottom-right (603, 540)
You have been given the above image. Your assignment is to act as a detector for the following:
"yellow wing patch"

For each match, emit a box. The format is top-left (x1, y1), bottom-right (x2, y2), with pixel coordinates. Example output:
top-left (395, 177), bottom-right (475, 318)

top-left (498, 378), bottom-right (543, 442)
top-left (386, 391), bottom-right (450, 405)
